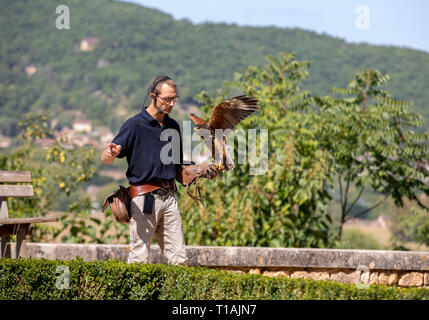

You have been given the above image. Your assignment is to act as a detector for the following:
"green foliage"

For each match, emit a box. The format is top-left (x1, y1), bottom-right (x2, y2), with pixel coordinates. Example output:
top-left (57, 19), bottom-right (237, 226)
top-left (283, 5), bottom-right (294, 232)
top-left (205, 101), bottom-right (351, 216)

top-left (0, 112), bottom-right (130, 244)
top-left (180, 52), bottom-right (334, 248)
top-left (1, 0), bottom-right (428, 249)
top-left (390, 207), bottom-right (429, 247)
top-left (1, 258), bottom-right (428, 300)
top-left (180, 56), bottom-right (428, 250)
top-left (54, 198), bottom-right (129, 244)
top-left (314, 70), bottom-right (429, 238)
top-left (1, 0), bottom-right (429, 137)
top-left (0, 112), bottom-right (97, 218)
top-left (334, 229), bottom-right (383, 250)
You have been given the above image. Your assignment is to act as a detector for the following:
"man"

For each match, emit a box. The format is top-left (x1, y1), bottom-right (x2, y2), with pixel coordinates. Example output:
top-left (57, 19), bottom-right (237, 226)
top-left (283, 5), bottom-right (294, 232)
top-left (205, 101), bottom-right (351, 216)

top-left (101, 76), bottom-right (218, 265)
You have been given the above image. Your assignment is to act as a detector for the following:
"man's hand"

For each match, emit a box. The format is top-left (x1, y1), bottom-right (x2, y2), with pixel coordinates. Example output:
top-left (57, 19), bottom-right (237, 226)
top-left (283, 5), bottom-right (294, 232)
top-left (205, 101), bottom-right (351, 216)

top-left (101, 143), bottom-right (122, 164)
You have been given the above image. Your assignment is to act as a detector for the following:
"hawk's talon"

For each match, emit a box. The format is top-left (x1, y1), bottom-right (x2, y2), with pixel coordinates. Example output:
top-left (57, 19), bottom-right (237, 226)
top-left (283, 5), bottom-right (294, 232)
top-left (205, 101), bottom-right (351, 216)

top-left (216, 163), bottom-right (225, 172)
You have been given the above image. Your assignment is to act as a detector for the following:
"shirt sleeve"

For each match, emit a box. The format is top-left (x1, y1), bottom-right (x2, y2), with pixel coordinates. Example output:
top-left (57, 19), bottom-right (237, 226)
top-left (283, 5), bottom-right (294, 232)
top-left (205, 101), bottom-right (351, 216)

top-left (111, 119), bottom-right (134, 159)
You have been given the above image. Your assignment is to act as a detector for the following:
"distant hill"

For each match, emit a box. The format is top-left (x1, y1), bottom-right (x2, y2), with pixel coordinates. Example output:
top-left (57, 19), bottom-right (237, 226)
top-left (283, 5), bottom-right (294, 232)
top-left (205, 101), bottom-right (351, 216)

top-left (1, 0), bottom-right (428, 136)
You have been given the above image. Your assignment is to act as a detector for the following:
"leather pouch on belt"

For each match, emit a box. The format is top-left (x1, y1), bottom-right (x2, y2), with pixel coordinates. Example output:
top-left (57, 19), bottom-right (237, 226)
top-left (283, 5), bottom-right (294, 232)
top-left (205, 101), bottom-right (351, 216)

top-left (101, 185), bottom-right (131, 224)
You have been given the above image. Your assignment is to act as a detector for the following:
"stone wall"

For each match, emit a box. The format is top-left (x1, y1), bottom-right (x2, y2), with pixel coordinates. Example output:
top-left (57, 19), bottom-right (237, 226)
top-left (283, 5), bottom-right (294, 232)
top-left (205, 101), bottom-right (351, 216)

top-left (9, 243), bottom-right (429, 288)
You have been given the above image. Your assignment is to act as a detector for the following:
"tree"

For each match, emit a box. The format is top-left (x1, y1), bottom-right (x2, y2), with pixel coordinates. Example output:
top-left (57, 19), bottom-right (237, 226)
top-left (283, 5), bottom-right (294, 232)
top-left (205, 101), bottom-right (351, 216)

top-left (0, 112), bottom-right (96, 220)
top-left (392, 207), bottom-right (429, 248)
top-left (179, 52), bottom-right (335, 248)
top-left (314, 70), bottom-right (429, 239)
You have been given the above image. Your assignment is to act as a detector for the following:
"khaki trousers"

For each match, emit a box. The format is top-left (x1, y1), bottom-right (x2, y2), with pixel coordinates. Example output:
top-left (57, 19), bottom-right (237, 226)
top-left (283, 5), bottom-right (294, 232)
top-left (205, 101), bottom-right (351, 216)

top-left (127, 190), bottom-right (187, 265)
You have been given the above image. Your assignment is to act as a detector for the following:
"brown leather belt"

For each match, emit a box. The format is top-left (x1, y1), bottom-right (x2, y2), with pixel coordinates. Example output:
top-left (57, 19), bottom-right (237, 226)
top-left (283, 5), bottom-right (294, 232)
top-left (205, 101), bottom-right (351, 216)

top-left (129, 179), bottom-right (176, 199)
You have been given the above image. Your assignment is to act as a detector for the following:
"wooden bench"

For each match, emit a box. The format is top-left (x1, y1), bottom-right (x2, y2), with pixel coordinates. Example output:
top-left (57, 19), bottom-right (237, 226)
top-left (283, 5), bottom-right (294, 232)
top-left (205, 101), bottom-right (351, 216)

top-left (0, 170), bottom-right (56, 258)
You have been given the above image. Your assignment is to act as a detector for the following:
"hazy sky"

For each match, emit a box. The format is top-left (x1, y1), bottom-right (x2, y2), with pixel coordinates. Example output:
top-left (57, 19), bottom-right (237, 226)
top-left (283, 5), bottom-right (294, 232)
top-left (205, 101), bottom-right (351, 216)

top-left (121, 0), bottom-right (429, 53)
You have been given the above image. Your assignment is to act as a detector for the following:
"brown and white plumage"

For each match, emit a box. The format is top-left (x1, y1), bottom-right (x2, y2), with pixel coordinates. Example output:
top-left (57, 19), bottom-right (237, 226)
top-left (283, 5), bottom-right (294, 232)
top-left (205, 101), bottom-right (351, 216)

top-left (189, 95), bottom-right (259, 171)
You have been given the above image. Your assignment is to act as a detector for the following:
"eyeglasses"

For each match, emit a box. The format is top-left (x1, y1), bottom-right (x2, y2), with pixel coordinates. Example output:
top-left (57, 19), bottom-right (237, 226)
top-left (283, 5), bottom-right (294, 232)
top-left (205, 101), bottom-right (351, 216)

top-left (157, 95), bottom-right (179, 105)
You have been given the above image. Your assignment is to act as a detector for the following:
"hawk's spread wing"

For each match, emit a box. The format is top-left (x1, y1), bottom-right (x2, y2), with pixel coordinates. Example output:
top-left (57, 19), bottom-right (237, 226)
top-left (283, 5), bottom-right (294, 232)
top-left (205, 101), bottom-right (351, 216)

top-left (207, 95), bottom-right (259, 131)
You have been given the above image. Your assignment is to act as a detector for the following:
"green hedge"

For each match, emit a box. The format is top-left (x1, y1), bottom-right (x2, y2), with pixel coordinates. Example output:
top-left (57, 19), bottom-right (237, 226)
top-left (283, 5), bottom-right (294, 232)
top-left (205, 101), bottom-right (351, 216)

top-left (1, 258), bottom-right (428, 300)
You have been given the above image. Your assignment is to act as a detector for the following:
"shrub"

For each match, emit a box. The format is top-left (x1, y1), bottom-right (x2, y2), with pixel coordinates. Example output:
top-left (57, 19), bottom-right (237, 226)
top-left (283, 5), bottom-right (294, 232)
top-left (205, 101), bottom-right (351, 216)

top-left (338, 229), bottom-right (383, 250)
top-left (1, 258), bottom-right (429, 300)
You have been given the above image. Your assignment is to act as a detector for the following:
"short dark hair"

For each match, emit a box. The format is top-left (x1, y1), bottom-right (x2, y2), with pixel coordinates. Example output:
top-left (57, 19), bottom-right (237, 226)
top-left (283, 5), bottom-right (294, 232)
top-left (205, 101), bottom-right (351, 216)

top-left (151, 76), bottom-right (176, 94)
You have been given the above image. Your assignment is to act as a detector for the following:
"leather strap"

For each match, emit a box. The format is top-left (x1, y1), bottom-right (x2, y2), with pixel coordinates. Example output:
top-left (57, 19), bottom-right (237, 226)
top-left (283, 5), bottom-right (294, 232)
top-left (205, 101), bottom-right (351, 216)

top-left (129, 180), bottom-right (176, 199)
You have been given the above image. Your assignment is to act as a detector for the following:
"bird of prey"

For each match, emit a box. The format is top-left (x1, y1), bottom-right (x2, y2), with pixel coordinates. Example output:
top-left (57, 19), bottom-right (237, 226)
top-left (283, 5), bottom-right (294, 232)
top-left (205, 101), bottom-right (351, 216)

top-left (189, 95), bottom-right (259, 172)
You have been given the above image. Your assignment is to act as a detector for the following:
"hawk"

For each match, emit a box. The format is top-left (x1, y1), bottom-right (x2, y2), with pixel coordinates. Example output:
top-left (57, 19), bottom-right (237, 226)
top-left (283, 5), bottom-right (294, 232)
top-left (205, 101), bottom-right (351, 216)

top-left (189, 95), bottom-right (259, 172)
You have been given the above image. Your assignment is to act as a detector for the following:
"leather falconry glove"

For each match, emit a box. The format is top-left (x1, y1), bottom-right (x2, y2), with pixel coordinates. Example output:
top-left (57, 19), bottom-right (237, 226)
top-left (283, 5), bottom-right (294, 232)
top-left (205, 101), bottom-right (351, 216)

top-left (176, 163), bottom-right (219, 207)
top-left (176, 163), bottom-right (219, 185)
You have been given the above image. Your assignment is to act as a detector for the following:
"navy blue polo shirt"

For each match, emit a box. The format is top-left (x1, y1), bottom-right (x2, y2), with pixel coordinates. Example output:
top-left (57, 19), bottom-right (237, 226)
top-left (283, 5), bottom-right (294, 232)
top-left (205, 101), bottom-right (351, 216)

top-left (111, 107), bottom-right (183, 185)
